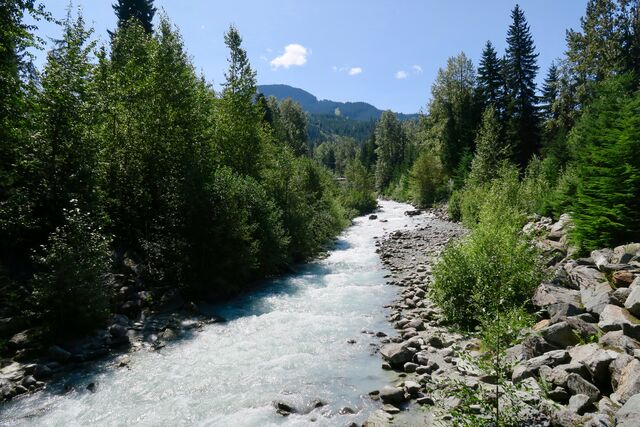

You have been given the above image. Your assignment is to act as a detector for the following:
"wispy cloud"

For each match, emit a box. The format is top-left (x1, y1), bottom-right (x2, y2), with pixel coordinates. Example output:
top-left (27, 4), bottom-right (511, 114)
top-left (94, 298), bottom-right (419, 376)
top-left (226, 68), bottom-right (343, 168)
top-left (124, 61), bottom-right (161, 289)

top-left (270, 44), bottom-right (308, 69)
top-left (395, 70), bottom-right (408, 80)
top-left (412, 65), bottom-right (423, 74)
top-left (348, 67), bottom-right (363, 76)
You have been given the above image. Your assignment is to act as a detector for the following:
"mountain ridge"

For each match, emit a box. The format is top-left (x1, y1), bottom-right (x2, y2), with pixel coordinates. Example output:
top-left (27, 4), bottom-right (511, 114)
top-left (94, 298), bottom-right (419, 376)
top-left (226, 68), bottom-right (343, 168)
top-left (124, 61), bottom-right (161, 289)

top-left (257, 84), bottom-right (418, 122)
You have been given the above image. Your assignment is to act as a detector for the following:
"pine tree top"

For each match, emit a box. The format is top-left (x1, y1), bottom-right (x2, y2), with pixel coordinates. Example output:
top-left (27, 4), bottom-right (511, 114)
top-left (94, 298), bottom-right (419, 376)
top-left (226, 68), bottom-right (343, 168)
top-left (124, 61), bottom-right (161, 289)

top-left (112, 0), bottom-right (156, 34)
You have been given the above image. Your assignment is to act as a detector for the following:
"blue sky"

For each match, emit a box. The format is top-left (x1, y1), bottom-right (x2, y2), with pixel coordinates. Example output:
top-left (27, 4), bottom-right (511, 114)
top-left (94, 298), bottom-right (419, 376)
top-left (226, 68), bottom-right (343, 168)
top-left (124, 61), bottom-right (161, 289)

top-left (31, 1), bottom-right (587, 114)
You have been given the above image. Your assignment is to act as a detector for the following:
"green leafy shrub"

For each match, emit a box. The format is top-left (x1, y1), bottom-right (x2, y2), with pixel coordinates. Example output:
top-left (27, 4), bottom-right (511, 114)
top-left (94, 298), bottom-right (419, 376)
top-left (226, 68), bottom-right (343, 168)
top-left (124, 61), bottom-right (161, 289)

top-left (32, 205), bottom-right (112, 337)
top-left (432, 192), bottom-right (542, 328)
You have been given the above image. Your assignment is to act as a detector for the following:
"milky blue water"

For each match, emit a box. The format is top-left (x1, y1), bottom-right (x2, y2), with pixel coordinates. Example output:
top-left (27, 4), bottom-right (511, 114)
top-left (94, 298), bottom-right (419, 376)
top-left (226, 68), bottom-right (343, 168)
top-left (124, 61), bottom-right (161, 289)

top-left (0, 200), bottom-right (421, 427)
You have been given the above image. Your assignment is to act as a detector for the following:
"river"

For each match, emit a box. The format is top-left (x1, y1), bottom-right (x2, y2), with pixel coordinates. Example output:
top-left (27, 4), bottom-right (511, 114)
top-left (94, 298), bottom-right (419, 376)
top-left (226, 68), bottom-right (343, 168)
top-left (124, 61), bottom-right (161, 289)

top-left (1, 200), bottom-right (422, 427)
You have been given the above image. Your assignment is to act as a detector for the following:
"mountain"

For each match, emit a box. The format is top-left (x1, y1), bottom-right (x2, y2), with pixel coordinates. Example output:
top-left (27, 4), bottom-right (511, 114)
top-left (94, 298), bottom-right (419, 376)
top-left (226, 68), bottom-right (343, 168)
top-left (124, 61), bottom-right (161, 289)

top-left (257, 84), bottom-right (418, 122)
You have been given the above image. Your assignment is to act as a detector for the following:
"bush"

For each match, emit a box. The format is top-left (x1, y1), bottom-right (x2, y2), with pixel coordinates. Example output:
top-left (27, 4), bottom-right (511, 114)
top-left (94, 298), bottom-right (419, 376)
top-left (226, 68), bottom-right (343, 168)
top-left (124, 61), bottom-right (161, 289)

top-left (32, 204), bottom-right (112, 337)
top-left (479, 307), bottom-right (534, 354)
top-left (409, 150), bottom-right (449, 208)
top-left (432, 189), bottom-right (543, 329)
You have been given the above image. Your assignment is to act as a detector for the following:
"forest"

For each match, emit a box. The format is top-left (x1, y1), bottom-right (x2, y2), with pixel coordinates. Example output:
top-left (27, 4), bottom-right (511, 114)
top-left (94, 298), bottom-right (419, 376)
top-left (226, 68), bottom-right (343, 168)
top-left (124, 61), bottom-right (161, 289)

top-left (1, 0), bottom-right (639, 410)
top-left (0, 0), bottom-right (379, 343)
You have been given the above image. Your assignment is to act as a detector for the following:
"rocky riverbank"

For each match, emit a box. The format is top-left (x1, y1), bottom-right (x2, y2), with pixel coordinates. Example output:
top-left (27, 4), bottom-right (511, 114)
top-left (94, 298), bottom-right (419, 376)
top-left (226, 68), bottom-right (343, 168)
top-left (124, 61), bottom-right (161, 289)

top-left (365, 208), bottom-right (640, 427)
top-left (0, 290), bottom-right (223, 403)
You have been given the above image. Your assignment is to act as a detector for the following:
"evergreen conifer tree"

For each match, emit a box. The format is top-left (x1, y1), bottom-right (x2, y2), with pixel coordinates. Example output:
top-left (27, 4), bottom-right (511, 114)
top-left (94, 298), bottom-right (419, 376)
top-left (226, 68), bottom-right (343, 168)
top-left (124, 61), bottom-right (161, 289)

top-left (504, 4), bottom-right (540, 169)
top-left (112, 0), bottom-right (156, 33)
top-left (477, 41), bottom-right (505, 115)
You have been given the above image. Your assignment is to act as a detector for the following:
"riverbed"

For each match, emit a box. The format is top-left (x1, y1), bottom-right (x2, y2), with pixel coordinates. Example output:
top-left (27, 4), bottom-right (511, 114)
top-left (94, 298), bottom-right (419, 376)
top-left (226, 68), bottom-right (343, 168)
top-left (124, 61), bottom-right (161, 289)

top-left (1, 200), bottom-right (424, 427)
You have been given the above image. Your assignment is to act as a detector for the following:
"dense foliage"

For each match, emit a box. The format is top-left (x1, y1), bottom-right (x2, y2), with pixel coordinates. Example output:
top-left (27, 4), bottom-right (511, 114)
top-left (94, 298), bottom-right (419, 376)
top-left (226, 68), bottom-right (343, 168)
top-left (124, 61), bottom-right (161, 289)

top-left (0, 4), bottom-right (364, 341)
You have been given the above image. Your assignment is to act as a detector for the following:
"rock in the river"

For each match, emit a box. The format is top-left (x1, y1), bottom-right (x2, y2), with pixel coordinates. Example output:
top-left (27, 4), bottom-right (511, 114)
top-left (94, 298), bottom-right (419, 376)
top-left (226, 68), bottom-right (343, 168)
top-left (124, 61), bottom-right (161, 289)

top-left (616, 393), bottom-right (640, 426)
top-left (21, 375), bottom-right (37, 388)
top-left (404, 380), bottom-right (421, 396)
top-left (379, 385), bottom-right (406, 404)
top-left (274, 401), bottom-right (296, 416)
top-left (380, 342), bottom-right (416, 368)
top-left (48, 345), bottom-right (72, 363)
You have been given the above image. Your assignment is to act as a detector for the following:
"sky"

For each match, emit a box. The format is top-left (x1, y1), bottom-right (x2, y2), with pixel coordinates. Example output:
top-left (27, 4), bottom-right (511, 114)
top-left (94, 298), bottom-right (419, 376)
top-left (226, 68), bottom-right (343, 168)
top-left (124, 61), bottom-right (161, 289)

top-left (30, 1), bottom-right (588, 114)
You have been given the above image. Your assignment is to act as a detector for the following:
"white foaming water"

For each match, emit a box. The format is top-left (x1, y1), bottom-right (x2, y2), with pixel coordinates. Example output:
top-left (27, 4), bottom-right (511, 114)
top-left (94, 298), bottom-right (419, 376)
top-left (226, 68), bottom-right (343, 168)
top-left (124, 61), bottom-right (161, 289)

top-left (1, 200), bottom-right (421, 427)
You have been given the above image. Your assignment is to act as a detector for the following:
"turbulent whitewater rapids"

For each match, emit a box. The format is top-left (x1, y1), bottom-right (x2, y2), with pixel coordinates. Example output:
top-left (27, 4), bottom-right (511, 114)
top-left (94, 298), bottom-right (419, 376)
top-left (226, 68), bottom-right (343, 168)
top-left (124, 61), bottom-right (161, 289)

top-left (1, 201), bottom-right (429, 426)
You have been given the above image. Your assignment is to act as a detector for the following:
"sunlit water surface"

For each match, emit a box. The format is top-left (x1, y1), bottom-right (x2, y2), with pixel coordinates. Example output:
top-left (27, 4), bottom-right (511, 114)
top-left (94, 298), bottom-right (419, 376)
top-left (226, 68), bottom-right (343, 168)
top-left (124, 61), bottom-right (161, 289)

top-left (1, 200), bottom-right (422, 427)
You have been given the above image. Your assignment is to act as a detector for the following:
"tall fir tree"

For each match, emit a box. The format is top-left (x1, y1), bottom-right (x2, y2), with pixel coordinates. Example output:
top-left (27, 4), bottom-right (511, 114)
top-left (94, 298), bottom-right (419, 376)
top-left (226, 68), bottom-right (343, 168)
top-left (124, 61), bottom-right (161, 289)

top-left (477, 40), bottom-right (505, 115)
top-left (468, 106), bottom-right (509, 185)
top-left (540, 62), bottom-right (559, 122)
top-left (504, 4), bottom-right (540, 169)
top-left (112, 0), bottom-right (156, 33)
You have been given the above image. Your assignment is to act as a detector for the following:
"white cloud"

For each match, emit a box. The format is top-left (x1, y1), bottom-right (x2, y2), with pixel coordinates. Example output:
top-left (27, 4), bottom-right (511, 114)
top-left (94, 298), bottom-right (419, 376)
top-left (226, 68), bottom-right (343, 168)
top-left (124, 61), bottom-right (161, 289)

top-left (270, 44), bottom-right (308, 69)
top-left (332, 65), bottom-right (338, 71)
top-left (412, 65), bottom-right (423, 74)
top-left (395, 70), bottom-right (408, 79)
top-left (348, 67), bottom-right (363, 76)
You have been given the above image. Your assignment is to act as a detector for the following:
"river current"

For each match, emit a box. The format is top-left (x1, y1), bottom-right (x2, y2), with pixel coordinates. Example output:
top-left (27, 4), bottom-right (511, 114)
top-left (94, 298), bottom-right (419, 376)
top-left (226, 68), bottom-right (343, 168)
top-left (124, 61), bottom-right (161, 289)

top-left (1, 200), bottom-right (422, 426)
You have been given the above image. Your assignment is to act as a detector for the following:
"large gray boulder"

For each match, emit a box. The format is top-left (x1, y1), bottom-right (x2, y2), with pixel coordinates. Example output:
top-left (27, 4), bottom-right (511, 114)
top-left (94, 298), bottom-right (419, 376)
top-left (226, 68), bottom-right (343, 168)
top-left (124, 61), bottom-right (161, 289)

top-left (569, 344), bottom-right (617, 389)
top-left (567, 373), bottom-right (600, 403)
top-left (540, 322), bottom-right (580, 348)
top-left (598, 305), bottom-right (640, 339)
top-left (539, 363), bottom-right (585, 388)
top-left (612, 244), bottom-right (640, 264)
top-left (611, 357), bottom-right (640, 404)
top-left (380, 342), bottom-right (416, 368)
top-left (616, 393), bottom-right (640, 426)
top-left (533, 283), bottom-right (584, 318)
top-left (624, 286), bottom-right (640, 317)
top-left (599, 331), bottom-right (640, 355)
top-left (512, 350), bottom-right (569, 383)
top-left (379, 386), bottom-right (406, 404)
top-left (569, 266), bottom-right (613, 315)
top-left (591, 249), bottom-right (614, 271)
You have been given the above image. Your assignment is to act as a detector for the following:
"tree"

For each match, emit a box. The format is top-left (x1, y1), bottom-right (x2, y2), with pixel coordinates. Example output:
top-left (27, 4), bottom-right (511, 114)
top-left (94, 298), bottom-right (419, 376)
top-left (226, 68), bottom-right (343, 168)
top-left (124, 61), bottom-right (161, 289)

top-left (374, 111), bottom-right (406, 190)
top-left (112, 0), bottom-right (156, 33)
top-left (0, 0), bottom-right (48, 248)
top-left (427, 52), bottom-right (478, 175)
top-left (214, 25), bottom-right (261, 176)
top-left (275, 98), bottom-right (308, 156)
top-left (566, 1), bottom-right (640, 103)
top-left (468, 107), bottom-right (509, 184)
top-left (569, 74), bottom-right (640, 251)
top-left (504, 4), bottom-right (540, 169)
top-left (477, 40), bottom-right (505, 114)
top-left (540, 62), bottom-right (559, 122)
top-left (32, 11), bottom-right (99, 241)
